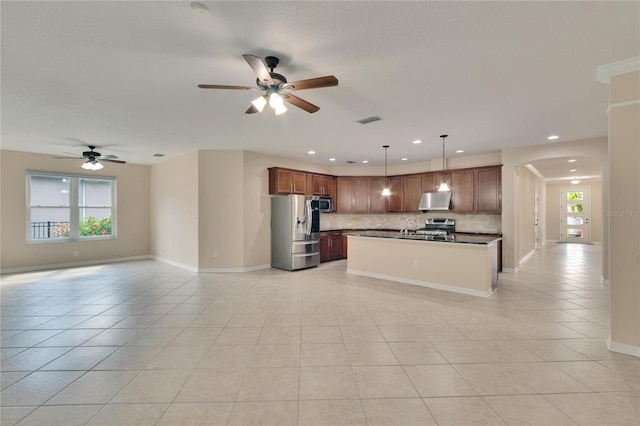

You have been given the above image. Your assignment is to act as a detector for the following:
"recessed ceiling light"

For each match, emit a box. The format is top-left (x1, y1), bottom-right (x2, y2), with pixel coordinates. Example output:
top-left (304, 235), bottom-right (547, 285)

top-left (571, 179), bottom-right (581, 184)
top-left (401, 158), bottom-right (408, 161)
top-left (548, 135), bottom-right (560, 140)
top-left (569, 169), bottom-right (577, 172)
top-left (329, 158), bottom-right (336, 162)
top-left (456, 149), bottom-right (464, 153)
top-left (412, 139), bottom-right (422, 144)
top-left (362, 160), bottom-right (368, 164)
top-left (190, 2), bottom-right (210, 15)
top-left (568, 159), bottom-right (577, 163)
top-left (308, 151), bottom-right (316, 155)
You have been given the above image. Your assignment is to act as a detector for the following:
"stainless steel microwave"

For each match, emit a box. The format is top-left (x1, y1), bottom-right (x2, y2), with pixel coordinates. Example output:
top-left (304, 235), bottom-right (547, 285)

top-left (314, 196), bottom-right (332, 212)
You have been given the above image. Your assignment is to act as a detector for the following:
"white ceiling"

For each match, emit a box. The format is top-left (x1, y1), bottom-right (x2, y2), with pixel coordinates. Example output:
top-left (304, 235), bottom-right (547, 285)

top-left (2, 1), bottom-right (638, 179)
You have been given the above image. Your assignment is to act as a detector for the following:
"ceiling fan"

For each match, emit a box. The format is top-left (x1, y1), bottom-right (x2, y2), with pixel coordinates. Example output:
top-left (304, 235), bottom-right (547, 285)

top-left (54, 146), bottom-right (126, 170)
top-left (198, 54), bottom-right (338, 114)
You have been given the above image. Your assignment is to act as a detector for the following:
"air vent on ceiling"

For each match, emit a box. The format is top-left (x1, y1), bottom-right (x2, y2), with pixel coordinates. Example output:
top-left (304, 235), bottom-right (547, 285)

top-left (356, 116), bottom-right (382, 125)
top-left (153, 154), bottom-right (165, 157)
top-left (346, 160), bottom-right (357, 164)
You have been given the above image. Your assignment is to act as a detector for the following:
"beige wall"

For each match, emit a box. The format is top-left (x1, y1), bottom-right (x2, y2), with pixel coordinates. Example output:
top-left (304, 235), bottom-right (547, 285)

top-left (149, 150), bottom-right (199, 269)
top-left (607, 68), bottom-right (640, 354)
top-left (0, 149), bottom-right (150, 271)
top-left (546, 180), bottom-right (603, 243)
top-left (515, 166), bottom-right (545, 262)
top-left (198, 150), bottom-right (245, 270)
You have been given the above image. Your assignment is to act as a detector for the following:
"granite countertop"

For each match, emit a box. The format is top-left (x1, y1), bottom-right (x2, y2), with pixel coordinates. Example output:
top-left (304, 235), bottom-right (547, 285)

top-left (342, 230), bottom-right (501, 245)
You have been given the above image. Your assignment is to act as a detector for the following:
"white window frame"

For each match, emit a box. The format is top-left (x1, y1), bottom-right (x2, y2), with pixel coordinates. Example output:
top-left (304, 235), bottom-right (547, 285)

top-left (26, 171), bottom-right (117, 243)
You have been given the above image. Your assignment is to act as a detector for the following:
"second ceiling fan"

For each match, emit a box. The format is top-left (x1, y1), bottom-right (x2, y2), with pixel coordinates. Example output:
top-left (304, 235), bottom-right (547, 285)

top-left (198, 54), bottom-right (338, 115)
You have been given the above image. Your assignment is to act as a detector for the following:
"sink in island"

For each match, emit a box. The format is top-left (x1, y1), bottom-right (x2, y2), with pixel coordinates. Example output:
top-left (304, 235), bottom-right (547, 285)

top-left (344, 231), bottom-right (501, 297)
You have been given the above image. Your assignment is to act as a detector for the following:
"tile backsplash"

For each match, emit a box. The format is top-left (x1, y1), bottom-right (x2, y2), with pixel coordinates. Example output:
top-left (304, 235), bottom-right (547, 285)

top-left (320, 212), bottom-right (501, 234)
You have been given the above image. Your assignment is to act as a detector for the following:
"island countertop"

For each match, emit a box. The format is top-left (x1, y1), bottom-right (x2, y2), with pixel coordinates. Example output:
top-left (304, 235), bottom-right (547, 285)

top-left (342, 230), bottom-right (501, 245)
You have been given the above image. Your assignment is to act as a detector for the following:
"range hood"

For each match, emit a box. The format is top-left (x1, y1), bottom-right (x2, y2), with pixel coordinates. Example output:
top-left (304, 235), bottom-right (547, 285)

top-left (418, 191), bottom-right (452, 211)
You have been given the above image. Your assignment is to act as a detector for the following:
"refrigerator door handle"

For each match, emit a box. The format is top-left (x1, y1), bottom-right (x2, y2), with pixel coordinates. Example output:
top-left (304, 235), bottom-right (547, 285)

top-left (305, 199), bottom-right (312, 236)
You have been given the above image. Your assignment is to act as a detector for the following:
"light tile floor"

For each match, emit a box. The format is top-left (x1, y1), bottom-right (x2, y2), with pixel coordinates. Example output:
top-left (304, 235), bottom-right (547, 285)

top-left (1, 243), bottom-right (639, 425)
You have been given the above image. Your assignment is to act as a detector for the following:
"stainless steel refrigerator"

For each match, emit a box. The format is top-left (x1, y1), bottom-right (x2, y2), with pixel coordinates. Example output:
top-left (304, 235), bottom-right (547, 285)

top-left (271, 194), bottom-right (320, 271)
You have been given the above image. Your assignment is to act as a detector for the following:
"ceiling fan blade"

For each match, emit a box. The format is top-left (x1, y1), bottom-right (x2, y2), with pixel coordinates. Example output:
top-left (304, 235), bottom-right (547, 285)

top-left (54, 156), bottom-right (83, 160)
top-left (245, 104), bottom-right (259, 114)
top-left (101, 159), bottom-right (126, 164)
top-left (242, 54), bottom-right (274, 86)
top-left (284, 75), bottom-right (338, 91)
top-left (198, 84), bottom-right (256, 90)
top-left (283, 94), bottom-right (320, 113)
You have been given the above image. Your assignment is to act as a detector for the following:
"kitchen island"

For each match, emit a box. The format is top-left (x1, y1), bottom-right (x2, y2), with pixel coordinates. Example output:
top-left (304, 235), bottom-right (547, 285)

top-left (344, 231), bottom-right (501, 297)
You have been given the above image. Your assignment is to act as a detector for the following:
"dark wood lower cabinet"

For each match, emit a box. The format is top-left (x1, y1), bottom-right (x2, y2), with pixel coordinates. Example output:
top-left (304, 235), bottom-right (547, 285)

top-left (320, 231), bottom-right (345, 262)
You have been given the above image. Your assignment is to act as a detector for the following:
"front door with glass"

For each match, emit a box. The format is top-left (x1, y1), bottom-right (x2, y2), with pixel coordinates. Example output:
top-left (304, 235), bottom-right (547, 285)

top-left (560, 187), bottom-right (591, 243)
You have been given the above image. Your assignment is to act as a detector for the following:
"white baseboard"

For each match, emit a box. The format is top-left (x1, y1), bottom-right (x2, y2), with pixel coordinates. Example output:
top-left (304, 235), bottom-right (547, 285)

top-left (502, 267), bottom-right (519, 273)
top-left (150, 255), bottom-right (199, 272)
top-left (607, 338), bottom-right (640, 358)
top-left (198, 264), bottom-right (271, 273)
top-left (545, 239), bottom-right (559, 244)
top-left (151, 256), bottom-right (271, 274)
top-left (519, 248), bottom-right (537, 265)
top-left (347, 268), bottom-right (493, 298)
top-left (0, 255), bottom-right (152, 275)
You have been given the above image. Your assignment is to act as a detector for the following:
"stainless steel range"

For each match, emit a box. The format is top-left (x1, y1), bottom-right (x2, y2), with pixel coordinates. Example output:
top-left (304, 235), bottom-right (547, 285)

top-left (415, 218), bottom-right (456, 236)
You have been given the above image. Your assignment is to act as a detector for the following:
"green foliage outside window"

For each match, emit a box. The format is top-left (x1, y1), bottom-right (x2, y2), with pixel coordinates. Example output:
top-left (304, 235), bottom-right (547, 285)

top-left (79, 216), bottom-right (112, 236)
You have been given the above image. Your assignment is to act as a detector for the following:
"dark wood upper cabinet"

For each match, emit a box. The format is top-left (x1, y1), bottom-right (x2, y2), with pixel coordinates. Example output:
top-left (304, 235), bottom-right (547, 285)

top-left (451, 170), bottom-right (474, 212)
top-left (312, 174), bottom-right (334, 196)
top-left (269, 167), bottom-right (305, 194)
top-left (353, 178), bottom-right (371, 213)
top-left (369, 177), bottom-right (387, 213)
top-left (387, 176), bottom-right (405, 212)
top-left (337, 177), bottom-right (355, 213)
top-left (270, 165), bottom-right (501, 214)
top-left (474, 166), bottom-right (502, 213)
top-left (404, 175), bottom-right (423, 212)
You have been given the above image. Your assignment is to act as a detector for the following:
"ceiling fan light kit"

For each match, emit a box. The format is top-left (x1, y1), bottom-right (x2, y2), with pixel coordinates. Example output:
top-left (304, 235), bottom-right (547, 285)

top-left (82, 160), bottom-right (104, 171)
top-left (198, 54), bottom-right (338, 115)
top-left (54, 145), bottom-right (126, 170)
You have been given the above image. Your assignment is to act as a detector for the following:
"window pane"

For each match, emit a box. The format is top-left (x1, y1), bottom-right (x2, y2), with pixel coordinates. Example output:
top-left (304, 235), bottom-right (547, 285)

top-left (567, 228), bottom-right (584, 238)
top-left (567, 203), bottom-right (583, 213)
top-left (567, 191), bottom-right (584, 201)
top-left (567, 216), bottom-right (584, 225)
top-left (30, 208), bottom-right (70, 239)
top-left (30, 176), bottom-right (70, 206)
top-left (79, 179), bottom-right (112, 206)
top-left (79, 212), bottom-right (112, 236)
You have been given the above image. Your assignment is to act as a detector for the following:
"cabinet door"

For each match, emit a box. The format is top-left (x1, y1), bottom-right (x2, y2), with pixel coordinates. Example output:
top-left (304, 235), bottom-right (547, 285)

top-left (421, 173), bottom-right (437, 193)
top-left (327, 177), bottom-right (337, 211)
top-left (306, 173), bottom-right (314, 195)
top-left (404, 175), bottom-right (423, 212)
top-left (369, 177), bottom-right (387, 213)
top-left (387, 176), bottom-right (404, 212)
top-left (337, 177), bottom-right (354, 213)
top-left (330, 236), bottom-right (343, 259)
top-left (474, 166), bottom-right (502, 213)
top-left (353, 178), bottom-right (370, 213)
top-left (451, 170), bottom-right (474, 212)
top-left (269, 168), bottom-right (293, 194)
top-left (311, 174), bottom-right (324, 195)
top-left (319, 234), bottom-right (331, 262)
top-left (292, 171), bottom-right (307, 194)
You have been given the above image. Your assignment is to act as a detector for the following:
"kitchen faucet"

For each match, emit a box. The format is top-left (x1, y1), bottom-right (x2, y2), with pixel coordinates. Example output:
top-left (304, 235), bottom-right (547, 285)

top-left (400, 217), bottom-right (418, 236)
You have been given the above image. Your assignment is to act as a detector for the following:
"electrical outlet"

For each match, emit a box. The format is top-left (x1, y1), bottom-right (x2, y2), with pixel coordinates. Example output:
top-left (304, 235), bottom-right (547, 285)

top-left (73, 250), bottom-right (79, 257)
top-left (213, 251), bottom-right (219, 258)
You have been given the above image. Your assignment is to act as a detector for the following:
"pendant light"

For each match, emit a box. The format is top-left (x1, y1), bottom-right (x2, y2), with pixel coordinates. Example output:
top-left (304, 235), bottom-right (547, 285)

top-left (437, 134), bottom-right (450, 192)
top-left (381, 145), bottom-right (391, 196)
